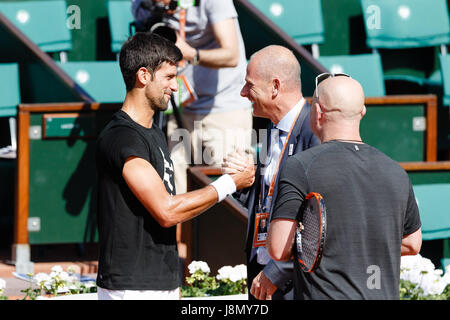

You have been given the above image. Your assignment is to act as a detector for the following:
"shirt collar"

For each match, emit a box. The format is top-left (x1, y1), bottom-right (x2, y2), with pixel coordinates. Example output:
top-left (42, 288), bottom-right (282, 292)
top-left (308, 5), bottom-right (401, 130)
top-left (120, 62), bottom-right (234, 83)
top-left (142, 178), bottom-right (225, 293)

top-left (275, 97), bottom-right (305, 133)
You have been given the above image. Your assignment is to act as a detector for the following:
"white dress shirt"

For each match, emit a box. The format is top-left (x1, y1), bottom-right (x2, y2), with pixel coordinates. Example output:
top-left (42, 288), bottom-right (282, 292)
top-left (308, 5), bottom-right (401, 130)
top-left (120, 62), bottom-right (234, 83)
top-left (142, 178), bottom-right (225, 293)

top-left (254, 98), bottom-right (305, 265)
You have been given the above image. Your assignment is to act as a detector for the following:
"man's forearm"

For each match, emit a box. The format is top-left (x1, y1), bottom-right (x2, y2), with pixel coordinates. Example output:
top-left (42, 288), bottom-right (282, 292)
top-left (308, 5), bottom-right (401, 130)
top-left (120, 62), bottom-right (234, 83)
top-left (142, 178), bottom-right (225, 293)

top-left (161, 185), bottom-right (219, 227)
top-left (197, 48), bottom-right (238, 69)
top-left (401, 228), bottom-right (422, 256)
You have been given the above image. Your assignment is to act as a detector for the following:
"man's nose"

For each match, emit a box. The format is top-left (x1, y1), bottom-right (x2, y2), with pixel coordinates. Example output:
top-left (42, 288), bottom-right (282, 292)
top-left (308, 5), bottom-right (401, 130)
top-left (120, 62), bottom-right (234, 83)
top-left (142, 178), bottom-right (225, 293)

top-left (170, 78), bottom-right (178, 92)
top-left (240, 84), bottom-right (248, 97)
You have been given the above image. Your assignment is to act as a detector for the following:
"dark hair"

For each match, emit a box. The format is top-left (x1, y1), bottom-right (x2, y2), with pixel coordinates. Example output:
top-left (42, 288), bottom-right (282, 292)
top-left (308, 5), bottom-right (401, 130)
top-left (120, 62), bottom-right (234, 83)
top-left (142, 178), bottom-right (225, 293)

top-left (119, 32), bottom-right (182, 91)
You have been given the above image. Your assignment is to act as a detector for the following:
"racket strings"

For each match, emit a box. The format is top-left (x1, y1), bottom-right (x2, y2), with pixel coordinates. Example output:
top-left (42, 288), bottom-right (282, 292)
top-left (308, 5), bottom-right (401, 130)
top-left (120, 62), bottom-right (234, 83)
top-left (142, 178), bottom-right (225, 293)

top-left (299, 201), bottom-right (321, 269)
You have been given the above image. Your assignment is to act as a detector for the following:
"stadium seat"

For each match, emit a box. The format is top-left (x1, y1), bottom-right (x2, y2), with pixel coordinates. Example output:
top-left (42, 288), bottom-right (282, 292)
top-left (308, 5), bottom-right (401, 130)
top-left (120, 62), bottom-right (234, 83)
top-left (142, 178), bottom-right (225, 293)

top-left (0, 63), bottom-right (20, 118)
top-left (360, 0), bottom-right (450, 86)
top-left (248, 0), bottom-right (324, 58)
top-left (413, 183), bottom-right (450, 241)
top-left (361, 0), bottom-right (450, 49)
top-left (317, 53), bottom-right (386, 97)
top-left (441, 258), bottom-right (450, 270)
top-left (107, 0), bottom-right (134, 53)
top-left (57, 61), bottom-right (126, 103)
top-left (0, 63), bottom-right (20, 156)
top-left (442, 239), bottom-right (450, 270)
top-left (438, 54), bottom-right (450, 106)
top-left (0, 1), bottom-right (72, 61)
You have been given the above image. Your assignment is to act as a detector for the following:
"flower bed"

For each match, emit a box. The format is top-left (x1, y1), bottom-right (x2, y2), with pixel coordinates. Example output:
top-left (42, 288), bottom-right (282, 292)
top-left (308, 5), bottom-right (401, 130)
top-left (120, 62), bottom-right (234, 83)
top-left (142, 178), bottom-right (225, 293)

top-left (181, 261), bottom-right (248, 298)
top-left (11, 265), bottom-right (97, 300)
top-left (2, 255), bottom-right (448, 300)
top-left (400, 254), bottom-right (450, 300)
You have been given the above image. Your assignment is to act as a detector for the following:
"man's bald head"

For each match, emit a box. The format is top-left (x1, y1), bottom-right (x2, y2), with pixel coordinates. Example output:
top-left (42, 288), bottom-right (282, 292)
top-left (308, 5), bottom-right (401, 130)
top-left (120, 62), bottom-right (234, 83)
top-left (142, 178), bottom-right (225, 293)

top-left (315, 76), bottom-right (365, 120)
top-left (249, 45), bottom-right (301, 91)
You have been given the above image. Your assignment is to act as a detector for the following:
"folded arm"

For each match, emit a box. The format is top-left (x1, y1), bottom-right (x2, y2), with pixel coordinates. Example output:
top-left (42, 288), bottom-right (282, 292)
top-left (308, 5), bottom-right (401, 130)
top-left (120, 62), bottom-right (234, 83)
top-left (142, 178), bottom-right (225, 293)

top-left (401, 228), bottom-right (422, 256)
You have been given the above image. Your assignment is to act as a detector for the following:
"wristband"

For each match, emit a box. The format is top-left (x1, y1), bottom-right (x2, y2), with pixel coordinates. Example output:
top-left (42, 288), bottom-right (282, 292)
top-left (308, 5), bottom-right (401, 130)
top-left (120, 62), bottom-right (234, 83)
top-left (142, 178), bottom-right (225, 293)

top-left (210, 174), bottom-right (237, 202)
top-left (191, 49), bottom-right (200, 66)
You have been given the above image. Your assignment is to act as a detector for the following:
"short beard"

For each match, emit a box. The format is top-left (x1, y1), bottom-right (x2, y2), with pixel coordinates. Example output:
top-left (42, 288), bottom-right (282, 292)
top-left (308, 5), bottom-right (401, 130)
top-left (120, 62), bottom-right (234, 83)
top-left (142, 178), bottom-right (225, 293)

top-left (149, 95), bottom-right (169, 112)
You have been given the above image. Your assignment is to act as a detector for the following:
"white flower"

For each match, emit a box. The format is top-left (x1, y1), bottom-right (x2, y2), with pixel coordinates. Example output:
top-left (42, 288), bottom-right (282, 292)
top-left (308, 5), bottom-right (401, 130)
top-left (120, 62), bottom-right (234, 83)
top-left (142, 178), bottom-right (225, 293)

top-left (188, 261), bottom-right (210, 274)
top-left (400, 254), bottom-right (450, 297)
top-left (51, 265), bottom-right (63, 273)
top-left (216, 265), bottom-right (234, 281)
top-left (68, 283), bottom-right (79, 290)
top-left (33, 272), bottom-right (51, 285)
top-left (234, 264), bottom-right (247, 280)
top-left (83, 281), bottom-right (96, 288)
top-left (0, 278), bottom-right (6, 290)
top-left (57, 271), bottom-right (71, 282)
top-left (421, 273), bottom-right (448, 296)
top-left (67, 265), bottom-right (77, 275)
top-left (57, 285), bottom-right (70, 293)
top-left (400, 254), bottom-right (434, 284)
top-left (229, 272), bottom-right (241, 282)
top-left (216, 265), bottom-right (247, 282)
top-left (419, 257), bottom-right (436, 273)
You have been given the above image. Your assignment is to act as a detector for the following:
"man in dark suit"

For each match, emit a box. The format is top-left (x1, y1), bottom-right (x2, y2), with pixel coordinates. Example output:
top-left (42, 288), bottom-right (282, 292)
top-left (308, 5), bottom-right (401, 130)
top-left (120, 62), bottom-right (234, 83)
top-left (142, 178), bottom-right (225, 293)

top-left (223, 45), bottom-right (320, 300)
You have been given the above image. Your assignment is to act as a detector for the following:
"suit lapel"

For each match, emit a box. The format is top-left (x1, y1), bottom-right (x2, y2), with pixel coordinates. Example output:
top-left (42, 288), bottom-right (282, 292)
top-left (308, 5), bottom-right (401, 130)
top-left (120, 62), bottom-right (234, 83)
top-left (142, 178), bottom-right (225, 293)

top-left (270, 101), bottom-right (311, 212)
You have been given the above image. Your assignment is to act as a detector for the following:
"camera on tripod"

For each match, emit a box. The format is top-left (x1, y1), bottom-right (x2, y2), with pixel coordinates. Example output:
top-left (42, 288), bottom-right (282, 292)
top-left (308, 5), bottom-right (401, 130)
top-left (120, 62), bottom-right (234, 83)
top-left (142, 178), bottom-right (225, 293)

top-left (131, 0), bottom-right (199, 43)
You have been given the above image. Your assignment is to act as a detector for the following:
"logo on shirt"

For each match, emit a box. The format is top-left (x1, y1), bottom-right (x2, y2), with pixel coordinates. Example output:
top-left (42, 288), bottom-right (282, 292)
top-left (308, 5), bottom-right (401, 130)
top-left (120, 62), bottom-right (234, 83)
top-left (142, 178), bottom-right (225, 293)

top-left (159, 148), bottom-right (174, 194)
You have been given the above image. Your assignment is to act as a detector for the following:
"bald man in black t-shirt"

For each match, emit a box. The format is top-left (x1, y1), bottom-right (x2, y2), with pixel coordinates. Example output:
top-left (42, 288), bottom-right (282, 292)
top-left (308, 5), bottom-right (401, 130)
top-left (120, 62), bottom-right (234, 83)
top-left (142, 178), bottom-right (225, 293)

top-left (267, 75), bottom-right (422, 300)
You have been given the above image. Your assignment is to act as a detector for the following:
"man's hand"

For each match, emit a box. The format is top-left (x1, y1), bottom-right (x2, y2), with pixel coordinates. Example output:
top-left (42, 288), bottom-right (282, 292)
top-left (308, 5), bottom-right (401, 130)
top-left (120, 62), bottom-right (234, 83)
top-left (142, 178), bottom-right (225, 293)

top-left (250, 271), bottom-right (277, 300)
top-left (222, 149), bottom-right (253, 174)
top-left (175, 35), bottom-right (197, 61)
top-left (222, 150), bottom-right (255, 189)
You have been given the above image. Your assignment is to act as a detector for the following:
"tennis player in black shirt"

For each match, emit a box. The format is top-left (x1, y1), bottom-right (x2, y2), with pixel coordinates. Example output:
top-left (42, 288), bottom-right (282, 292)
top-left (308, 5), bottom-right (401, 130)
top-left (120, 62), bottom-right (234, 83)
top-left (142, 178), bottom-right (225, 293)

top-left (95, 32), bottom-right (255, 300)
top-left (267, 75), bottom-right (422, 299)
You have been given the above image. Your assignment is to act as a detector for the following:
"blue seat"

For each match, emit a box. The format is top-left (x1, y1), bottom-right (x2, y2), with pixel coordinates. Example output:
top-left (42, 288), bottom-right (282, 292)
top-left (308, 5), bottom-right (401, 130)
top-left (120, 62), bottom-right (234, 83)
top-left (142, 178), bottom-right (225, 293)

top-left (441, 258), bottom-right (450, 270)
top-left (438, 54), bottom-right (450, 106)
top-left (361, 0), bottom-right (450, 49)
top-left (442, 238), bottom-right (450, 270)
top-left (107, 0), bottom-right (134, 53)
top-left (318, 53), bottom-right (386, 97)
top-left (0, 63), bottom-right (20, 117)
top-left (0, 63), bottom-right (20, 155)
top-left (412, 183), bottom-right (450, 241)
top-left (360, 0), bottom-right (450, 86)
top-left (248, 0), bottom-right (324, 57)
top-left (58, 61), bottom-right (126, 103)
top-left (0, 1), bottom-right (72, 54)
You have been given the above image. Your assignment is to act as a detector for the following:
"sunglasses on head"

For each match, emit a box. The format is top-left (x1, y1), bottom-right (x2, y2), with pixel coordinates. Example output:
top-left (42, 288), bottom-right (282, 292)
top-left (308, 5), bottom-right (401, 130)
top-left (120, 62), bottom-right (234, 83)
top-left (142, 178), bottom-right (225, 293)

top-left (315, 72), bottom-right (351, 98)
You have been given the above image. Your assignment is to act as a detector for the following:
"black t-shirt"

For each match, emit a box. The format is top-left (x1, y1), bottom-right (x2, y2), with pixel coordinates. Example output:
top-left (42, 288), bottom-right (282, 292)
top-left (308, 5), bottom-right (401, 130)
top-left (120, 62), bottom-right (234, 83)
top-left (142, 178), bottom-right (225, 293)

top-left (95, 110), bottom-right (179, 290)
top-left (271, 141), bottom-right (421, 300)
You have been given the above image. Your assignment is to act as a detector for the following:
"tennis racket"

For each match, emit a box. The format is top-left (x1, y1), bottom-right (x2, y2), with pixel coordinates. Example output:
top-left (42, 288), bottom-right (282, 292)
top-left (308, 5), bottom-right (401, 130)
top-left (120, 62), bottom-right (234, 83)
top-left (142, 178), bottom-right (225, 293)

top-left (295, 192), bottom-right (327, 272)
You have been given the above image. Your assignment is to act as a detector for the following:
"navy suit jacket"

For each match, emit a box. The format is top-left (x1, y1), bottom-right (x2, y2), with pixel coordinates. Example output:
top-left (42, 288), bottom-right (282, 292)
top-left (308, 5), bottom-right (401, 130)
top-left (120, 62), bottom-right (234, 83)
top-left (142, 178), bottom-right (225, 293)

top-left (236, 101), bottom-right (320, 298)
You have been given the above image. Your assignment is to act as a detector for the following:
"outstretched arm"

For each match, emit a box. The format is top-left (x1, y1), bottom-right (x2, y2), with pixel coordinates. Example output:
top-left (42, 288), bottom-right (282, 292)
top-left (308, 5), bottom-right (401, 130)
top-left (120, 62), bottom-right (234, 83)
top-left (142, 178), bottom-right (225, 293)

top-left (123, 155), bottom-right (255, 228)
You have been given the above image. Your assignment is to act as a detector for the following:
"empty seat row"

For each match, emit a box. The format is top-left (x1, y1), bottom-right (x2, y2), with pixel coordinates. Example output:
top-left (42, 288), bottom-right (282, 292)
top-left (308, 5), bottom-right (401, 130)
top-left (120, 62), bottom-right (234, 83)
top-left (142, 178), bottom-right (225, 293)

top-left (3, 0), bottom-right (450, 104)
top-left (0, 1), bottom-right (126, 104)
top-left (250, 0), bottom-right (450, 104)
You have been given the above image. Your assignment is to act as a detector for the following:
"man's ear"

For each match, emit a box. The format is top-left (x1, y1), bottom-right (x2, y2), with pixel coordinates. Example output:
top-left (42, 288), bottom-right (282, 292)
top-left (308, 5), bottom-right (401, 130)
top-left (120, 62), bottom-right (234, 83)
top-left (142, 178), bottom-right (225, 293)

top-left (314, 102), bottom-right (324, 121)
top-left (361, 105), bottom-right (367, 118)
top-left (136, 67), bottom-right (150, 87)
top-left (272, 78), bottom-right (280, 98)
